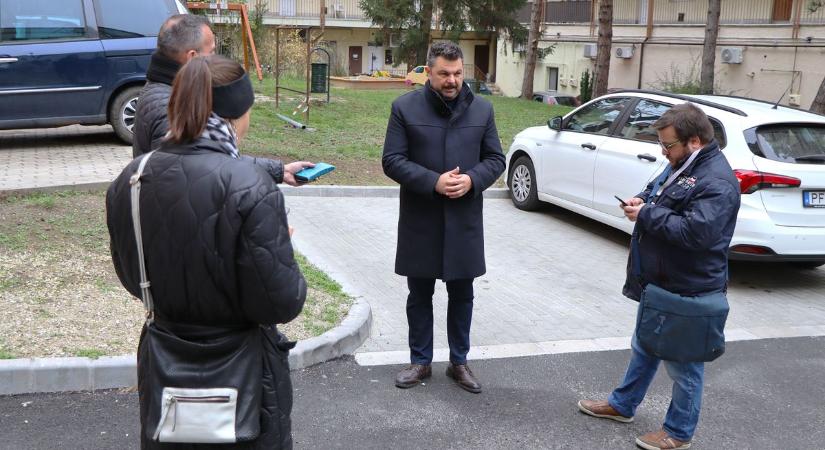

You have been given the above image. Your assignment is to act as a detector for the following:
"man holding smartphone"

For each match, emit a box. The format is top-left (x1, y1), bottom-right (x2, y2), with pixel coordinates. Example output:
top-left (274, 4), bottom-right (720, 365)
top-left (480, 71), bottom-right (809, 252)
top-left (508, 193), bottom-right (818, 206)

top-left (382, 42), bottom-right (505, 393)
top-left (578, 103), bottom-right (740, 450)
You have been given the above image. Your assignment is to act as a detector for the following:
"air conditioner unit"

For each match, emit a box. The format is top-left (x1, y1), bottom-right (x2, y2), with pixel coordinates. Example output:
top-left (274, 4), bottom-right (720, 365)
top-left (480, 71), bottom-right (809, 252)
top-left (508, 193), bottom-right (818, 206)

top-left (583, 43), bottom-right (597, 58)
top-left (721, 47), bottom-right (744, 64)
top-left (615, 46), bottom-right (634, 59)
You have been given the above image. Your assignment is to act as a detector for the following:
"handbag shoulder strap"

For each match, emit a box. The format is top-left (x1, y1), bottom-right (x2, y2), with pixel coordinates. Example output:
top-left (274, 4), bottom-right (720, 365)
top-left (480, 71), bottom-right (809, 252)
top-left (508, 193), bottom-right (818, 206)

top-left (631, 167), bottom-right (671, 278)
top-left (631, 164), bottom-right (730, 282)
top-left (129, 151), bottom-right (156, 323)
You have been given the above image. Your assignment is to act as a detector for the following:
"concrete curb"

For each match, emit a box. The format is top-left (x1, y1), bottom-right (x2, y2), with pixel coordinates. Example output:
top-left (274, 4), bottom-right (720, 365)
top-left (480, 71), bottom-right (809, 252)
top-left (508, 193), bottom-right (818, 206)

top-left (288, 298), bottom-right (372, 369)
top-left (0, 181), bottom-right (112, 198)
top-left (280, 185), bottom-right (510, 199)
top-left (0, 299), bottom-right (372, 396)
top-left (2, 183), bottom-right (511, 200)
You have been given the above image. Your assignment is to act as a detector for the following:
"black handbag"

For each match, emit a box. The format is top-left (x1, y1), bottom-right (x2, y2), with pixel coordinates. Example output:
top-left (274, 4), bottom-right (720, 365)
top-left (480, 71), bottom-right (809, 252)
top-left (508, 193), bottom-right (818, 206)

top-left (131, 152), bottom-right (262, 444)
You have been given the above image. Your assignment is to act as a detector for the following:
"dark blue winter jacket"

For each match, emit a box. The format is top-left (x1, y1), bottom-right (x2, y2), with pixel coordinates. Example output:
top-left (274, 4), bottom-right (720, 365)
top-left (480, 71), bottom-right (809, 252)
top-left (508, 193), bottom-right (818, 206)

top-left (623, 140), bottom-right (741, 300)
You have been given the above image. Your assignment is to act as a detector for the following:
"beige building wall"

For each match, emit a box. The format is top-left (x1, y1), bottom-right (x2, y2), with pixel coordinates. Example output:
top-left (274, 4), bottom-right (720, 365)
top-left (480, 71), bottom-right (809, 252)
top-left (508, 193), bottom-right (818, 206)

top-left (496, 40), bottom-right (596, 97)
top-left (317, 28), bottom-right (380, 75)
top-left (496, 22), bottom-right (825, 109)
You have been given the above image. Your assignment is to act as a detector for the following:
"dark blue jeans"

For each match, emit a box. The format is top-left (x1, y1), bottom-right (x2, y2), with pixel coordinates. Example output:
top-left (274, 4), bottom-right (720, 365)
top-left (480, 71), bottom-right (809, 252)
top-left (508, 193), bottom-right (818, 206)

top-left (608, 335), bottom-right (705, 442)
top-left (406, 277), bottom-right (474, 366)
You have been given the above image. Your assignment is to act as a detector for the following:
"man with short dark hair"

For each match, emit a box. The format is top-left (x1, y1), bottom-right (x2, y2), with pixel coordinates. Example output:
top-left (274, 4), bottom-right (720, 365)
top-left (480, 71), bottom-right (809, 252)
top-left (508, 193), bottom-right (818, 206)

top-left (132, 14), bottom-right (214, 158)
top-left (382, 41), bottom-right (505, 393)
top-left (133, 14), bottom-right (311, 184)
top-left (577, 103), bottom-right (741, 450)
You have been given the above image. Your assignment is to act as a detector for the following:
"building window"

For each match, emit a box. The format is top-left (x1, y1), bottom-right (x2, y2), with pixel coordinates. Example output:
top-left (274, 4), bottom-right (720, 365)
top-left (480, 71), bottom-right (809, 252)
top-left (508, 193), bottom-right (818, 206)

top-left (548, 67), bottom-right (559, 91)
top-left (547, 0), bottom-right (592, 24)
top-left (385, 49), bottom-right (393, 65)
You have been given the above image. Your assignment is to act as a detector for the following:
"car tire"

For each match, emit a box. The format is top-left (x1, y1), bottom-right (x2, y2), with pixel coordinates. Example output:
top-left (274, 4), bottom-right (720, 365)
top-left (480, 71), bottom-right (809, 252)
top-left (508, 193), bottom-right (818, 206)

top-left (509, 156), bottom-right (540, 211)
top-left (109, 86), bottom-right (141, 145)
top-left (790, 261), bottom-right (825, 269)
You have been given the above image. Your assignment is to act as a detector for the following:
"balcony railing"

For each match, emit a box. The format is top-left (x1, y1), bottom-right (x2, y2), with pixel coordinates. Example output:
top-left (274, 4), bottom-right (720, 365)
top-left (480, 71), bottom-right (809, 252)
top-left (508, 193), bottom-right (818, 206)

top-left (259, 0), bottom-right (368, 21)
top-left (516, 0), bottom-right (825, 27)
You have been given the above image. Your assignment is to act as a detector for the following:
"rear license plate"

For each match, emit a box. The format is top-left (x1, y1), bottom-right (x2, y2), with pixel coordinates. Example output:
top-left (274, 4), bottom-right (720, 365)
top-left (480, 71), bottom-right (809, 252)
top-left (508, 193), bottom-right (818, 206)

top-left (803, 190), bottom-right (825, 208)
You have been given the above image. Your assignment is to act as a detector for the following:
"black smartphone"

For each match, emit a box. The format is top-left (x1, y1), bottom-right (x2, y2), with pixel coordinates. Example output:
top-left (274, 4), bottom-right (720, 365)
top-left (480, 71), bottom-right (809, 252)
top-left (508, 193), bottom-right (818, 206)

top-left (614, 195), bottom-right (628, 207)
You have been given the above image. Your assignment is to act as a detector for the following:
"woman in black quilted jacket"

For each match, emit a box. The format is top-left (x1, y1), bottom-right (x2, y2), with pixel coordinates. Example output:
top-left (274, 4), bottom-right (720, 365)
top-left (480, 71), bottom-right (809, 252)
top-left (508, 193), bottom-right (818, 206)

top-left (106, 55), bottom-right (306, 449)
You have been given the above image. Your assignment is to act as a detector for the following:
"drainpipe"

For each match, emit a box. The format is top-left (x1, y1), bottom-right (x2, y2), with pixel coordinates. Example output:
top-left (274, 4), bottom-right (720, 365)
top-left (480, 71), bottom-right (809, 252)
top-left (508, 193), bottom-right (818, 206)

top-left (637, 37), bottom-right (649, 89)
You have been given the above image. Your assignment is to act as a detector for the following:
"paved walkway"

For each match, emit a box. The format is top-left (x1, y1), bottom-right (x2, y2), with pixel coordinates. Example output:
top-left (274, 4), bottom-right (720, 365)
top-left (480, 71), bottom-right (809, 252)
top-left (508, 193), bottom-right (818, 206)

top-left (0, 126), bottom-right (130, 193)
top-left (4, 125), bottom-right (825, 366)
top-left (286, 196), bottom-right (825, 363)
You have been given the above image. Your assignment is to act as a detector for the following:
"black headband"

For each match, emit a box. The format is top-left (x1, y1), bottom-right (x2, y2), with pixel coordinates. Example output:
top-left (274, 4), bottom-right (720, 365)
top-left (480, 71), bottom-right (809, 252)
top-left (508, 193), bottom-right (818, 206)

top-left (212, 73), bottom-right (254, 119)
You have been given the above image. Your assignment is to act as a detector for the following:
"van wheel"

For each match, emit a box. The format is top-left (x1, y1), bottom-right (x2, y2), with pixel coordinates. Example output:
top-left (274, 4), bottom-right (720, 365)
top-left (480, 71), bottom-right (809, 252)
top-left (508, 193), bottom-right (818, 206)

top-left (109, 86), bottom-right (142, 145)
top-left (509, 156), bottom-right (540, 211)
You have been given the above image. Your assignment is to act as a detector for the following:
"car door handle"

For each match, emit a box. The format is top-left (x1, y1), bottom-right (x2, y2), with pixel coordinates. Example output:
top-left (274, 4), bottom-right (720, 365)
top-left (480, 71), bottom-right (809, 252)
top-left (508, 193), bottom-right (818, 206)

top-left (581, 143), bottom-right (596, 150)
top-left (0, 58), bottom-right (19, 63)
top-left (637, 153), bottom-right (657, 162)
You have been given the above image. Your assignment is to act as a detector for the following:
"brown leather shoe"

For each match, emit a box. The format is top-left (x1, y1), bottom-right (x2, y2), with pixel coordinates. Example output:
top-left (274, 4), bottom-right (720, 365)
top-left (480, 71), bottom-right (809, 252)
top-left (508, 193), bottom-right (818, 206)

top-left (446, 363), bottom-right (482, 393)
top-left (636, 429), bottom-right (691, 450)
top-left (395, 364), bottom-right (431, 388)
top-left (577, 399), bottom-right (634, 423)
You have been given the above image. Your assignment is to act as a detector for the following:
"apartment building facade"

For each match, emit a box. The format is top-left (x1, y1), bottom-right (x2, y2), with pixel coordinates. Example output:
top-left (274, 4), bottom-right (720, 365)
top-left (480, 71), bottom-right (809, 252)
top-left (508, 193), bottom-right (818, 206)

top-left (253, 0), bottom-right (498, 79)
top-left (496, 0), bottom-right (825, 109)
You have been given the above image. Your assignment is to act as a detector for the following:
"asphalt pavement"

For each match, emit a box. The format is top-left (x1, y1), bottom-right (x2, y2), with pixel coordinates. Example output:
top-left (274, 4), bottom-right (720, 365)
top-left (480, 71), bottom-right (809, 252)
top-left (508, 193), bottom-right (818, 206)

top-left (1, 336), bottom-right (823, 449)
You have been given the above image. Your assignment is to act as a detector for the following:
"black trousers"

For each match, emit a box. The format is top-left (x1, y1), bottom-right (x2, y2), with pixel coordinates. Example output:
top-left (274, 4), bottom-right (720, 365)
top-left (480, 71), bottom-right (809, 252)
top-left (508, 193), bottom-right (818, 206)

top-left (406, 277), bottom-right (474, 365)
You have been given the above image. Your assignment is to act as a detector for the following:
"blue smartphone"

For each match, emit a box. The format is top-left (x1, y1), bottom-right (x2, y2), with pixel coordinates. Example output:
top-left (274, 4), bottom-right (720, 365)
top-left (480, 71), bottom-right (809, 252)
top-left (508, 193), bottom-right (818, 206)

top-left (294, 162), bottom-right (335, 182)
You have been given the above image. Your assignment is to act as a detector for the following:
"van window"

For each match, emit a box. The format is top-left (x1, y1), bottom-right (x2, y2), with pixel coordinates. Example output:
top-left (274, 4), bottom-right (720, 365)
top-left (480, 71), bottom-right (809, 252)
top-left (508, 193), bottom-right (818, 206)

top-left (0, 0), bottom-right (86, 41)
top-left (94, 0), bottom-right (177, 38)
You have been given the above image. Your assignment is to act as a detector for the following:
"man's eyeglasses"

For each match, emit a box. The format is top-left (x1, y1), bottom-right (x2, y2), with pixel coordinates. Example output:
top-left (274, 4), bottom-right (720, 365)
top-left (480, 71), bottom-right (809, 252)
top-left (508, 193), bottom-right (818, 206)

top-left (658, 139), bottom-right (681, 150)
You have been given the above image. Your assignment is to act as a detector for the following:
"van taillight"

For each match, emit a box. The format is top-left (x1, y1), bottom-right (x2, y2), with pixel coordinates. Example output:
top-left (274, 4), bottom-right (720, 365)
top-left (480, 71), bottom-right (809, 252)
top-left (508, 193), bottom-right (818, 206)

top-left (733, 170), bottom-right (801, 194)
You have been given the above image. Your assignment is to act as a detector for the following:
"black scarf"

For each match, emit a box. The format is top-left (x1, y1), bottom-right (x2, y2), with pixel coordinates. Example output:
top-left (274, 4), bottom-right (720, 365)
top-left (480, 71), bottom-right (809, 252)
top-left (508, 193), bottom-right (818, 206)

top-left (146, 51), bottom-right (181, 86)
top-left (424, 80), bottom-right (473, 118)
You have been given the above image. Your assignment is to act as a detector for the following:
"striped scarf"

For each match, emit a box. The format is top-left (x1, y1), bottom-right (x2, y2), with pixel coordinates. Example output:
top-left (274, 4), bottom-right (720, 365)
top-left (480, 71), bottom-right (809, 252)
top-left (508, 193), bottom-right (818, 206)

top-left (200, 113), bottom-right (240, 158)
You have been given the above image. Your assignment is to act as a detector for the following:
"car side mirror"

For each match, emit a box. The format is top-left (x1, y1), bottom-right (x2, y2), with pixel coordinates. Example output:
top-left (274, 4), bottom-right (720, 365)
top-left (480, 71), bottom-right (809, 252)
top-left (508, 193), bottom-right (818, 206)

top-left (547, 116), bottom-right (563, 131)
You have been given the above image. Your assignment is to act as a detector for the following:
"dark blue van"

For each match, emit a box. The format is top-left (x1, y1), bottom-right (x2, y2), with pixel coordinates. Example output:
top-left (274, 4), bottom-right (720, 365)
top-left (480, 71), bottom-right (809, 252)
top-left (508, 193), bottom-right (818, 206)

top-left (0, 0), bottom-right (186, 144)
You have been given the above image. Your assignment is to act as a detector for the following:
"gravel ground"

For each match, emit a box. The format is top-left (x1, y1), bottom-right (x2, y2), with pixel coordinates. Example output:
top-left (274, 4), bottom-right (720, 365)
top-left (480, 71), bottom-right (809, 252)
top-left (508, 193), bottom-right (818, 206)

top-left (0, 190), bottom-right (348, 359)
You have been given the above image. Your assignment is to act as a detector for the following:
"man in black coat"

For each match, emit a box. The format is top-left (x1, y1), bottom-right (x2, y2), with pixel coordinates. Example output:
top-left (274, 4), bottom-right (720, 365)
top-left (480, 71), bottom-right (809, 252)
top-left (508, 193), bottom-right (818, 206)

top-left (577, 103), bottom-right (741, 450)
top-left (382, 42), bottom-right (505, 394)
top-left (132, 14), bottom-right (311, 185)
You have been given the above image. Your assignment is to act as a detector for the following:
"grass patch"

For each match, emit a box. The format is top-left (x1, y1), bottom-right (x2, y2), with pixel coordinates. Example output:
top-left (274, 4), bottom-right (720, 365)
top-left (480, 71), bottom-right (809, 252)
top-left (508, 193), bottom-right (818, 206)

top-left (73, 348), bottom-right (106, 359)
top-left (244, 76), bottom-right (573, 185)
top-left (0, 341), bottom-right (14, 359)
top-left (0, 190), bottom-right (357, 356)
top-left (294, 252), bottom-right (352, 337)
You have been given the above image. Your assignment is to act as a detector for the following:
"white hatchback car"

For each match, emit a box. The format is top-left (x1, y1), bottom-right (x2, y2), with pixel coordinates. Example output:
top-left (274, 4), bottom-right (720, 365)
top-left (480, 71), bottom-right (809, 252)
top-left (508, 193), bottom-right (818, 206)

top-left (505, 90), bottom-right (825, 268)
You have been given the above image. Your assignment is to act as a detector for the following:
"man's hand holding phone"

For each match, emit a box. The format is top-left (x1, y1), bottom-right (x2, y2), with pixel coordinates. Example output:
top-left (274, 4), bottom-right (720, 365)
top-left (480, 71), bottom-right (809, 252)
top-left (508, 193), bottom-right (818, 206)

top-left (616, 195), bottom-right (645, 222)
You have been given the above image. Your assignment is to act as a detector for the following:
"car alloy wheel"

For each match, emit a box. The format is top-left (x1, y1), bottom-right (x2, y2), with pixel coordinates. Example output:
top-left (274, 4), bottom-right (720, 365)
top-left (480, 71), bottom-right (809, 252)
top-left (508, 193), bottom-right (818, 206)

top-left (512, 164), bottom-right (531, 203)
top-left (509, 156), bottom-right (540, 210)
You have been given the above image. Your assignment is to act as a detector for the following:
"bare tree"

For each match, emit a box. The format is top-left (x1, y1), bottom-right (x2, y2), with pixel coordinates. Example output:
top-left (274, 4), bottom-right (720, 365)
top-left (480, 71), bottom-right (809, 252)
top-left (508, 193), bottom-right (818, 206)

top-left (520, 0), bottom-right (543, 99)
top-left (700, 0), bottom-right (721, 94)
top-left (810, 1), bottom-right (825, 113)
top-left (593, 0), bottom-right (613, 98)
top-left (812, 80), bottom-right (825, 114)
